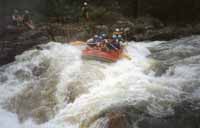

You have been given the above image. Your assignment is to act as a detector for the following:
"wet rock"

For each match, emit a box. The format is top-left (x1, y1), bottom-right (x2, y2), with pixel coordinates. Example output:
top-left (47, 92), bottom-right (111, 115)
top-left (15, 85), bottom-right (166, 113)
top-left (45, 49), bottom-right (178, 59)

top-left (95, 25), bottom-right (109, 34)
top-left (43, 23), bottom-right (92, 42)
top-left (40, 16), bottom-right (200, 43)
top-left (137, 100), bottom-right (200, 128)
top-left (86, 105), bottom-right (144, 128)
top-left (0, 27), bottom-right (4, 37)
top-left (107, 16), bottom-right (200, 41)
top-left (106, 112), bottom-right (130, 128)
top-left (0, 29), bottom-right (49, 65)
top-left (135, 16), bottom-right (164, 29)
top-left (31, 106), bottom-right (52, 123)
top-left (0, 16), bottom-right (49, 66)
top-left (86, 97), bottom-right (200, 128)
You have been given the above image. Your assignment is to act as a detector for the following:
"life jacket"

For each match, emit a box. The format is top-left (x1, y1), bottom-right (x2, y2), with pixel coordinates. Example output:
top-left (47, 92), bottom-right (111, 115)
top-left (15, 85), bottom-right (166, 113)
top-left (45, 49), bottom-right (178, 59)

top-left (94, 36), bottom-right (104, 43)
top-left (106, 39), bottom-right (120, 50)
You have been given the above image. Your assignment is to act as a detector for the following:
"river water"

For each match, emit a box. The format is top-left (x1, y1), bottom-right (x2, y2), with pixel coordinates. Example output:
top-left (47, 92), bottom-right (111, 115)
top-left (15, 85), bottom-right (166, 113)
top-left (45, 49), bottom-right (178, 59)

top-left (0, 36), bottom-right (200, 128)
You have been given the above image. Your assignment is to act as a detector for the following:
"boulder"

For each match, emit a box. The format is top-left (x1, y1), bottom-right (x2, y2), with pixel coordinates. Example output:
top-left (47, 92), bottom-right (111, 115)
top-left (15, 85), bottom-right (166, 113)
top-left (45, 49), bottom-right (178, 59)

top-left (106, 112), bottom-right (130, 128)
top-left (0, 29), bottom-right (49, 65)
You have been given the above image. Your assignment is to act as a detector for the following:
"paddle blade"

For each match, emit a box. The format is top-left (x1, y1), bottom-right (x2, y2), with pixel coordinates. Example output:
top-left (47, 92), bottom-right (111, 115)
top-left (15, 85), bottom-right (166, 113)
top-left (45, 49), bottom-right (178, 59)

top-left (121, 53), bottom-right (132, 60)
top-left (70, 41), bottom-right (86, 45)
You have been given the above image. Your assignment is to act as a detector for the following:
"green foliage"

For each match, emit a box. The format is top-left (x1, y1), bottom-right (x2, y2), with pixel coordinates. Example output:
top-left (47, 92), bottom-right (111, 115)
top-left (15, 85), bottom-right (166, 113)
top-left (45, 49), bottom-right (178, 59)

top-left (46, 0), bottom-right (66, 16)
top-left (89, 7), bottom-right (118, 24)
top-left (89, 7), bottom-right (107, 20)
top-left (45, 0), bottom-right (82, 22)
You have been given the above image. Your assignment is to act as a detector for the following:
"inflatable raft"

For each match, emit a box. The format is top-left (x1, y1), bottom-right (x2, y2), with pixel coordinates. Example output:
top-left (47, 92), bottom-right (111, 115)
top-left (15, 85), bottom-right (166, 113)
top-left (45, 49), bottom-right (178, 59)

top-left (82, 48), bottom-right (122, 62)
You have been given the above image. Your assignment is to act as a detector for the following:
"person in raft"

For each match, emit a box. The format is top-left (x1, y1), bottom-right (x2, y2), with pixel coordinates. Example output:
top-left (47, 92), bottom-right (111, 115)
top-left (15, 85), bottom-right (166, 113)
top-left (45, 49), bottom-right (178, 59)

top-left (113, 28), bottom-right (124, 42)
top-left (94, 33), bottom-right (108, 51)
top-left (86, 31), bottom-right (125, 51)
top-left (105, 29), bottom-right (124, 51)
top-left (86, 35), bottom-right (102, 48)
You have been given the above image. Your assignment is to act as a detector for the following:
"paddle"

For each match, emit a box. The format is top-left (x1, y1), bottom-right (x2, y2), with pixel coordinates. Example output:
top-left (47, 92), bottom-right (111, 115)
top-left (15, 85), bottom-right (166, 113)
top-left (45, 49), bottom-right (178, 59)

top-left (121, 53), bottom-right (132, 60)
top-left (69, 41), bottom-right (86, 45)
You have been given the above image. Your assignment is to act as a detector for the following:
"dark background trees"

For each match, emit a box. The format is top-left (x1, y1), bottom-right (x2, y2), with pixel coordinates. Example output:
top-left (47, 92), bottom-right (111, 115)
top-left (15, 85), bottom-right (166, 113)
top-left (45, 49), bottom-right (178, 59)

top-left (1, 0), bottom-right (200, 22)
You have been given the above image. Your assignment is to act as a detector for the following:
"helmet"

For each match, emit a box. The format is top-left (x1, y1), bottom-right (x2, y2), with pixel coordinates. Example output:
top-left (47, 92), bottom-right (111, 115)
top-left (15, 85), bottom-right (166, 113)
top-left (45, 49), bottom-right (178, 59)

top-left (25, 10), bottom-right (30, 14)
top-left (112, 34), bottom-right (117, 39)
top-left (124, 27), bottom-right (130, 32)
top-left (99, 36), bottom-right (103, 39)
top-left (94, 35), bottom-right (98, 38)
top-left (101, 33), bottom-right (107, 38)
top-left (84, 2), bottom-right (88, 6)
top-left (115, 28), bottom-right (120, 32)
top-left (118, 35), bottom-right (122, 38)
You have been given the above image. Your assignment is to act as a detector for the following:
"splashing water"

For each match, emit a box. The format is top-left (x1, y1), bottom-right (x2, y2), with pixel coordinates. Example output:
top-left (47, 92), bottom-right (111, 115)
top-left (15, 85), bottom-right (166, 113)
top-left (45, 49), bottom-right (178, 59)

top-left (0, 38), bottom-right (200, 128)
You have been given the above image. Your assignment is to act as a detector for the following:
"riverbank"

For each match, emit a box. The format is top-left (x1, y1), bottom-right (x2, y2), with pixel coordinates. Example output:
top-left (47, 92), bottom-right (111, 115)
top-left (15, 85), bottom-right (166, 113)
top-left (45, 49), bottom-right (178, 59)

top-left (1, 16), bottom-right (200, 66)
top-left (46, 16), bottom-right (200, 42)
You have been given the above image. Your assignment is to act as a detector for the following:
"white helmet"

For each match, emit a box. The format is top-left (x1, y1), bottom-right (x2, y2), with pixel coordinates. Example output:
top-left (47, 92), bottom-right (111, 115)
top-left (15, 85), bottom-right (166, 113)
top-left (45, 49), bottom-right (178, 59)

top-left (118, 35), bottom-right (122, 38)
top-left (112, 34), bottom-right (117, 39)
top-left (25, 10), bottom-right (30, 14)
top-left (115, 28), bottom-right (120, 32)
top-left (102, 33), bottom-right (106, 37)
top-left (94, 35), bottom-right (98, 38)
top-left (84, 2), bottom-right (88, 6)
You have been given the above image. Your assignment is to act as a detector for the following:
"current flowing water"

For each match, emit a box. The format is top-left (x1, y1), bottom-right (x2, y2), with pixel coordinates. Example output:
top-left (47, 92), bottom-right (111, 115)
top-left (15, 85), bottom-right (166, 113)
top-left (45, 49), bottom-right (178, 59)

top-left (0, 36), bottom-right (200, 128)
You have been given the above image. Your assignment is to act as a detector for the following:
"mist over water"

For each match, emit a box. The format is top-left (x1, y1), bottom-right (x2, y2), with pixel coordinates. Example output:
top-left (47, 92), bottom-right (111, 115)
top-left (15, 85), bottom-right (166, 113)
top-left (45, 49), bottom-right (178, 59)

top-left (0, 36), bottom-right (200, 128)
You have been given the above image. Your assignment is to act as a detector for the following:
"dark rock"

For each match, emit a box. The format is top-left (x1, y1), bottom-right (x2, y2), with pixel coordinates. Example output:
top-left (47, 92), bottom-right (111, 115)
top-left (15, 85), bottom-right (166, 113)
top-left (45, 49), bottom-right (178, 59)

top-left (95, 25), bottom-right (109, 34)
top-left (87, 100), bottom-right (200, 128)
top-left (106, 112), bottom-right (130, 128)
top-left (127, 18), bottom-right (200, 41)
top-left (30, 106), bottom-right (52, 123)
top-left (0, 29), bottom-right (49, 66)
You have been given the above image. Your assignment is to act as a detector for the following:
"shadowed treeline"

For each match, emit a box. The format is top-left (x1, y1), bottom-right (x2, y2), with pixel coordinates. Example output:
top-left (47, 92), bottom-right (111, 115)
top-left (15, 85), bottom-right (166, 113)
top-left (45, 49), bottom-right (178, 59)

top-left (0, 0), bottom-right (46, 16)
top-left (1, 0), bottom-right (200, 22)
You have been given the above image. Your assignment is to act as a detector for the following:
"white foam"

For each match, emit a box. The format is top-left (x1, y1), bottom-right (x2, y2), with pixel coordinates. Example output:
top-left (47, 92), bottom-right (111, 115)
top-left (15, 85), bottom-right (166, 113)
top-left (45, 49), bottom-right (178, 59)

top-left (0, 41), bottom-right (199, 128)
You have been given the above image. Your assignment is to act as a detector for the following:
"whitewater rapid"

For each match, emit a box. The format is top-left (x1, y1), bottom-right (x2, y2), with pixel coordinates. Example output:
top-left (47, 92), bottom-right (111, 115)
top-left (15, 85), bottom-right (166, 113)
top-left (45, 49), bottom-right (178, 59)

top-left (0, 39), bottom-right (199, 128)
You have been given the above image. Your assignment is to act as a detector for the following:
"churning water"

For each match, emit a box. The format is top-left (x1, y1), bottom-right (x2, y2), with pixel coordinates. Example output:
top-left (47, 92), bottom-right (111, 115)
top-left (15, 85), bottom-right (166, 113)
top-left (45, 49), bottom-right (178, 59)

top-left (0, 36), bottom-right (200, 128)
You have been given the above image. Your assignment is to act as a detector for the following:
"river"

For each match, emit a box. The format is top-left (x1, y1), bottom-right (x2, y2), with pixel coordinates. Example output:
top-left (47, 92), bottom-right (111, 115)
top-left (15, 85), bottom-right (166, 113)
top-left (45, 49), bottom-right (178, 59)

top-left (0, 36), bottom-right (200, 128)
